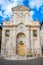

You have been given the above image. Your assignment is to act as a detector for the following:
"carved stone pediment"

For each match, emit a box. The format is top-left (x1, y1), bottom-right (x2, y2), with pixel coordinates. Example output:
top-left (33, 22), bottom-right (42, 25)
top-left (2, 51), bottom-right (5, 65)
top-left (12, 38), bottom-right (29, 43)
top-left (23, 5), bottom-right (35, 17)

top-left (12, 5), bottom-right (30, 11)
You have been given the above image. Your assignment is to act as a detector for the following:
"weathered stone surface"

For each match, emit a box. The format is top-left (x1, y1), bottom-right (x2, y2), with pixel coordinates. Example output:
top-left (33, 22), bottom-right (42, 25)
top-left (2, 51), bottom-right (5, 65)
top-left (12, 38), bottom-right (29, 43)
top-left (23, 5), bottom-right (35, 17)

top-left (1, 5), bottom-right (42, 60)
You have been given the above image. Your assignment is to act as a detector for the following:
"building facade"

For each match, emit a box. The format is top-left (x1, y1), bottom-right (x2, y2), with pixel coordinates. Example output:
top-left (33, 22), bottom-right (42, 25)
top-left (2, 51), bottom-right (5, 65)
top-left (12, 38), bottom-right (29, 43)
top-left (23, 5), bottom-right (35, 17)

top-left (1, 5), bottom-right (41, 60)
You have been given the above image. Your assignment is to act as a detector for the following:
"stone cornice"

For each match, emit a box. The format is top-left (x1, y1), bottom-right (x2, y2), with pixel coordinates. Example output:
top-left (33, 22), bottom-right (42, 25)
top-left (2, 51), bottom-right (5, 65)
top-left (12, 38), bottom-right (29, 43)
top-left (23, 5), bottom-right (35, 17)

top-left (3, 25), bottom-right (17, 28)
top-left (3, 25), bottom-right (40, 28)
top-left (12, 5), bottom-right (30, 11)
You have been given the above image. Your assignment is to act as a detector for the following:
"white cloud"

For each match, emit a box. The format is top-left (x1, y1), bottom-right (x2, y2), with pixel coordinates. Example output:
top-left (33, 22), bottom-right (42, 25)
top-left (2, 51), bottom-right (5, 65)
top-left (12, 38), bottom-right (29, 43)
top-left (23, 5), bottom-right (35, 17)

top-left (0, 0), bottom-right (24, 20)
top-left (29, 0), bottom-right (43, 10)
top-left (30, 11), bottom-right (35, 16)
top-left (30, 10), bottom-right (35, 20)
top-left (0, 0), bottom-right (43, 22)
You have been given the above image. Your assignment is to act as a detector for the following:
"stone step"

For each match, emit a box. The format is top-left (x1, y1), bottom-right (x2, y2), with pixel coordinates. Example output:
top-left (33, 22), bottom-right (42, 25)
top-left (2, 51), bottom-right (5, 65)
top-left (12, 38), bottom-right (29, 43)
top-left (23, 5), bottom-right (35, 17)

top-left (17, 55), bottom-right (26, 60)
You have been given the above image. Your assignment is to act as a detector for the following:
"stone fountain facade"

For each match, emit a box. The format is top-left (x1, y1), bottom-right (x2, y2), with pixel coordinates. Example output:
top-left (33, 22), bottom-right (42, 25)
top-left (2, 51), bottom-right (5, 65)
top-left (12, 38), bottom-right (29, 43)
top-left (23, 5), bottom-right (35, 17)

top-left (1, 5), bottom-right (41, 60)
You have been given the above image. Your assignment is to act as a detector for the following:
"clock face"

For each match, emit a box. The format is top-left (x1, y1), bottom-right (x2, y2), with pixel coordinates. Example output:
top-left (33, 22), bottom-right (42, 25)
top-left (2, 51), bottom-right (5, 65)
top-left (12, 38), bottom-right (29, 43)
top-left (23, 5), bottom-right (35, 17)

top-left (18, 24), bottom-right (25, 31)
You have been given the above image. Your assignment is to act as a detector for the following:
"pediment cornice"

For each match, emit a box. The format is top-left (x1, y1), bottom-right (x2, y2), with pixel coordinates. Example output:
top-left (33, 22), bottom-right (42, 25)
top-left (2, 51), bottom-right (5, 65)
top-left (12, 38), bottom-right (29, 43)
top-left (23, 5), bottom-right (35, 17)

top-left (12, 5), bottom-right (30, 11)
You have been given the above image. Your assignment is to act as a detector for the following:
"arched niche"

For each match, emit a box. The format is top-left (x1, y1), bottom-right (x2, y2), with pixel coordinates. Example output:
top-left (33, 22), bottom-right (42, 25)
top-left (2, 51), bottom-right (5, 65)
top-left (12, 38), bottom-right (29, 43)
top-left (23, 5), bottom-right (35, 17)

top-left (16, 33), bottom-right (26, 56)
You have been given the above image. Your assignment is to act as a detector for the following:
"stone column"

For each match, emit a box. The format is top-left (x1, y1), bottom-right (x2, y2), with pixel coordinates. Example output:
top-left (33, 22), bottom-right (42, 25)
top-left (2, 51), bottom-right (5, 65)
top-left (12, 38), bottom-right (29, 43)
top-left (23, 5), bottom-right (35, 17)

top-left (31, 29), bottom-right (34, 56)
top-left (9, 28), bottom-right (13, 57)
top-left (25, 27), bottom-right (30, 56)
top-left (37, 28), bottom-right (42, 56)
top-left (1, 27), bottom-right (5, 56)
top-left (29, 29), bottom-right (31, 49)
top-left (11, 27), bottom-right (16, 56)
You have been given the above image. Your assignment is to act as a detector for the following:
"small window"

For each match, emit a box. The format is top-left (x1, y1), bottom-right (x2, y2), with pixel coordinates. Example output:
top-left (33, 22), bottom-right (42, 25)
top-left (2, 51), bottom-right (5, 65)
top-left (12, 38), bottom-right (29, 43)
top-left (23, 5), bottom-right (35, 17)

top-left (33, 30), bottom-right (37, 37)
top-left (5, 30), bottom-right (10, 37)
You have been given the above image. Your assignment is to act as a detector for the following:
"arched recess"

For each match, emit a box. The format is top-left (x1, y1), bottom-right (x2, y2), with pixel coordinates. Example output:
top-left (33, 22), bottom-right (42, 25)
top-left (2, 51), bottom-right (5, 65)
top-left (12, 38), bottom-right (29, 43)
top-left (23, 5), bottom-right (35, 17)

top-left (16, 33), bottom-right (25, 56)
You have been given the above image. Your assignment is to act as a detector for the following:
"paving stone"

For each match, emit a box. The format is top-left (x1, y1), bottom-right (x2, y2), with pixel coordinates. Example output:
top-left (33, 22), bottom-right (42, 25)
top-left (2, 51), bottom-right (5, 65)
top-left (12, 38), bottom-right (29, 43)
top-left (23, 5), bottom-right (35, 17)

top-left (0, 57), bottom-right (43, 65)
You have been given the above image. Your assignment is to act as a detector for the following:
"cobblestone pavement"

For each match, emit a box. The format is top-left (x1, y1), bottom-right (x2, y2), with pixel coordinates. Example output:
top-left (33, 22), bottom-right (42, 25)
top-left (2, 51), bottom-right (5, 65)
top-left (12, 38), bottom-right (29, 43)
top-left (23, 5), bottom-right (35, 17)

top-left (0, 57), bottom-right (43, 65)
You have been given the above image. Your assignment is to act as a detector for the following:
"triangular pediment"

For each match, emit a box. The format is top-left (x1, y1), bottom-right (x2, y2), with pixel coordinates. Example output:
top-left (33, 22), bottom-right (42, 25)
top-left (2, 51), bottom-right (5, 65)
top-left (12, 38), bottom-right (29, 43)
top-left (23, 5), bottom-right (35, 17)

top-left (12, 5), bottom-right (30, 11)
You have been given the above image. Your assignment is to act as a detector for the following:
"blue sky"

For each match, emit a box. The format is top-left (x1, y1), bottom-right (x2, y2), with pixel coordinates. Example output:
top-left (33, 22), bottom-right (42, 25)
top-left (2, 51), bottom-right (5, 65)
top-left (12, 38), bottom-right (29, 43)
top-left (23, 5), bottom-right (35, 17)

top-left (0, 0), bottom-right (43, 26)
